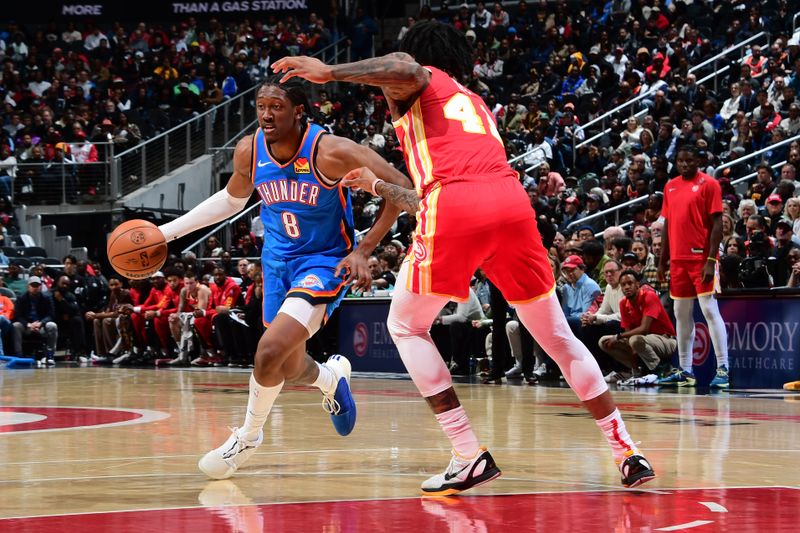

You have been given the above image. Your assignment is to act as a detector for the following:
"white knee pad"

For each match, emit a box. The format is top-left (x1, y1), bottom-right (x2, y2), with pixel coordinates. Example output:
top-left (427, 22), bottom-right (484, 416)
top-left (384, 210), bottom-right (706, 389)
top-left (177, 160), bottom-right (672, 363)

top-left (279, 297), bottom-right (326, 337)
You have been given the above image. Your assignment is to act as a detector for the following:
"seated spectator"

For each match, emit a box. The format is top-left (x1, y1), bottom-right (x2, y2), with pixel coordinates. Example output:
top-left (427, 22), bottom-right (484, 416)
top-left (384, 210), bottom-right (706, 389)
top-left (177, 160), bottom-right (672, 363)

top-left (85, 277), bottom-right (131, 364)
top-left (368, 256), bottom-right (395, 290)
top-left (4, 263), bottom-right (28, 297)
top-left (52, 275), bottom-right (88, 360)
top-left (433, 287), bottom-right (485, 376)
top-left (560, 255), bottom-right (601, 333)
top-left (13, 276), bottom-right (58, 364)
top-left (0, 287), bottom-right (14, 357)
top-left (599, 270), bottom-right (676, 385)
top-left (774, 220), bottom-right (800, 286)
top-left (580, 239), bottom-right (609, 289)
top-left (236, 259), bottom-right (253, 293)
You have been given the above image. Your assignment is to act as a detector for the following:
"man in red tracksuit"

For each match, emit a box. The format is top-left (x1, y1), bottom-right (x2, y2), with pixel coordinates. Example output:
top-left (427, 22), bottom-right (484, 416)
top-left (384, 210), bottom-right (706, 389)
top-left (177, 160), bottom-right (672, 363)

top-left (193, 267), bottom-right (241, 366)
top-left (145, 272), bottom-right (183, 358)
top-left (122, 271), bottom-right (174, 354)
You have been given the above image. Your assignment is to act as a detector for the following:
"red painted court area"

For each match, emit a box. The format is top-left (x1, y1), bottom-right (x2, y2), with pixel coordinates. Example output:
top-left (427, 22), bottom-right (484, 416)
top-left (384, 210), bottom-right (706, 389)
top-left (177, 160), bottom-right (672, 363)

top-left (3, 487), bottom-right (796, 532)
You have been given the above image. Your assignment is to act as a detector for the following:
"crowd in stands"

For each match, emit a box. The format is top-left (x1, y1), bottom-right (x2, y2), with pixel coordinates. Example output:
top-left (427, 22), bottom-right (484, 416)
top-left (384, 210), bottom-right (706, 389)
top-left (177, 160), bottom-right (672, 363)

top-left (2, 1), bottom-right (800, 383)
top-left (0, 11), bottom-right (338, 201)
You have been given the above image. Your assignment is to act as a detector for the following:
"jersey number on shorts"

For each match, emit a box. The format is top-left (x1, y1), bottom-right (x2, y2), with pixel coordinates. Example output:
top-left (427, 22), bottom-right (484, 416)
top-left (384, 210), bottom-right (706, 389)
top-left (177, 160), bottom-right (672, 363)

top-left (281, 211), bottom-right (301, 238)
top-left (443, 93), bottom-right (503, 145)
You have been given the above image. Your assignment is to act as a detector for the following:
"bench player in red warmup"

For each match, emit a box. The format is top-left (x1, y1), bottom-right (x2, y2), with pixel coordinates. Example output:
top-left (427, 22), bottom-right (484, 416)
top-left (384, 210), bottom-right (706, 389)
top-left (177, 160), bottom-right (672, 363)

top-left (273, 20), bottom-right (656, 494)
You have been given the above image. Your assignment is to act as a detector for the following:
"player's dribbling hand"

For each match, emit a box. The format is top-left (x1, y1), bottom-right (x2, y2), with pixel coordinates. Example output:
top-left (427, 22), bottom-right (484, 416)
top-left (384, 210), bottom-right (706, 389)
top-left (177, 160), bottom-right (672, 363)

top-left (336, 250), bottom-right (372, 293)
top-left (271, 56), bottom-right (333, 84)
top-left (341, 167), bottom-right (377, 194)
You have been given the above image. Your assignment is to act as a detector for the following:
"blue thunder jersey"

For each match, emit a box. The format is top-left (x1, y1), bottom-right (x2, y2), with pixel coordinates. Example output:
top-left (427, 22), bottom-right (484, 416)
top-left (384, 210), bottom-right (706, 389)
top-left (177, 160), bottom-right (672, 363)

top-left (251, 123), bottom-right (356, 325)
top-left (251, 123), bottom-right (356, 260)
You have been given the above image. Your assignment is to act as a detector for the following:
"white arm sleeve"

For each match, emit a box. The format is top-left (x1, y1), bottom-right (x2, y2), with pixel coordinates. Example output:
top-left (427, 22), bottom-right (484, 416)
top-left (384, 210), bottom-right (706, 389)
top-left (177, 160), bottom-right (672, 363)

top-left (158, 188), bottom-right (250, 242)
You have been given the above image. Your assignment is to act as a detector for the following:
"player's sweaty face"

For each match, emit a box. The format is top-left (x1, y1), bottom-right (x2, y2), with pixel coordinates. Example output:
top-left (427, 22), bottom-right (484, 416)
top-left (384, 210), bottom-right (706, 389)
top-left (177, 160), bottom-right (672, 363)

top-left (256, 87), bottom-right (299, 143)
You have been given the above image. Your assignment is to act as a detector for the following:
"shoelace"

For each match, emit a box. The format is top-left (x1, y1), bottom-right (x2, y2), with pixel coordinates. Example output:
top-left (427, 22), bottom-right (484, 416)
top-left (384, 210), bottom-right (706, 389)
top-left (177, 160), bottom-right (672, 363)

top-left (221, 426), bottom-right (248, 460)
top-left (321, 394), bottom-right (341, 415)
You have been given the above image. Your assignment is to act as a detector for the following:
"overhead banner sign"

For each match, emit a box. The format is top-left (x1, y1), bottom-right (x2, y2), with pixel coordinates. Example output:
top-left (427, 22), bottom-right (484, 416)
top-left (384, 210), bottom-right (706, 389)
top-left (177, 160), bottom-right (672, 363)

top-left (7, 0), bottom-right (321, 22)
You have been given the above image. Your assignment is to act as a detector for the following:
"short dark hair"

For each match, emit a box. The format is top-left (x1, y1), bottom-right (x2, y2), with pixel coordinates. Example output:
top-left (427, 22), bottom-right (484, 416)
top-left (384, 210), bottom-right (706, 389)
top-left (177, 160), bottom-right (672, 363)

top-left (581, 240), bottom-right (604, 259)
top-left (677, 144), bottom-right (699, 157)
top-left (619, 269), bottom-right (641, 282)
top-left (611, 236), bottom-right (633, 252)
top-left (257, 76), bottom-right (311, 117)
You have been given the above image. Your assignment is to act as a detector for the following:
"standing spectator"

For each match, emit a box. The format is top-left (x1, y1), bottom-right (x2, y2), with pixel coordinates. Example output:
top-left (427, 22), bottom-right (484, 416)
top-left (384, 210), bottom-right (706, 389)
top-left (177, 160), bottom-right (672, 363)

top-left (599, 270), bottom-right (676, 385)
top-left (774, 220), bottom-right (800, 286)
top-left (13, 276), bottom-right (58, 365)
top-left (658, 146), bottom-right (729, 388)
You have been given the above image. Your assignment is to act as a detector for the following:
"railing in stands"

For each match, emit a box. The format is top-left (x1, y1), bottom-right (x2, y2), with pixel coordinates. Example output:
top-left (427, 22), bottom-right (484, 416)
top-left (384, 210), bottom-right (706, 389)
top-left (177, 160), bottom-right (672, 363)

top-left (111, 38), bottom-right (349, 202)
top-left (712, 132), bottom-right (800, 179)
top-left (566, 194), bottom-right (651, 232)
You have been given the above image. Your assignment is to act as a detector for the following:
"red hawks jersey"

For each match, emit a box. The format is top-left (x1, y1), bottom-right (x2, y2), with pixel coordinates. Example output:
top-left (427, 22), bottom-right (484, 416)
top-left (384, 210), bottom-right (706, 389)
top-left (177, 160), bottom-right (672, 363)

top-left (392, 66), bottom-right (516, 197)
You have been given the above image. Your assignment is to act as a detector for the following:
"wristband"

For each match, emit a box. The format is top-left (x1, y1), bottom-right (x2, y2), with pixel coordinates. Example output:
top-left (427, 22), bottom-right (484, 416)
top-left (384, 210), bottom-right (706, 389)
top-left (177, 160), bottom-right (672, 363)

top-left (706, 257), bottom-right (717, 263)
top-left (371, 178), bottom-right (384, 196)
top-left (133, 306), bottom-right (141, 314)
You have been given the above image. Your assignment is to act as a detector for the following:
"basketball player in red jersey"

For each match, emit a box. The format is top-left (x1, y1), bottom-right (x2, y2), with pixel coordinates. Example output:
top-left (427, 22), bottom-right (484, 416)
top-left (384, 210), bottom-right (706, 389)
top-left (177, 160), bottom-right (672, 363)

top-left (657, 145), bottom-right (729, 388)
top-left (273, 21), bottom-right (655, 494)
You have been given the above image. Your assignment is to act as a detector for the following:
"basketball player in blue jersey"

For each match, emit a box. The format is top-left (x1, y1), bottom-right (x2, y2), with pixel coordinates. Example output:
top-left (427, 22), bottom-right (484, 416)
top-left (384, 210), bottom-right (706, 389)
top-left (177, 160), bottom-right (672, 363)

top-left (156, 79), bottom-right (413, 480)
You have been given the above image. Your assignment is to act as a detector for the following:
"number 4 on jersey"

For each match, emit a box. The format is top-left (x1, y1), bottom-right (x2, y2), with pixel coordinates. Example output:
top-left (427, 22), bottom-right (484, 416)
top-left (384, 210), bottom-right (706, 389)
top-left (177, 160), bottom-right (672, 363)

top-left (443, 92), bottom-right (504, 145)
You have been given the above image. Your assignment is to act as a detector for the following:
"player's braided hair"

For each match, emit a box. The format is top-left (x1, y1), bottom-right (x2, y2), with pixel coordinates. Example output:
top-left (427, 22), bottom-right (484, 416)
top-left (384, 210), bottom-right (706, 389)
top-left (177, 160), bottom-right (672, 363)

top-left (399, 20), bottom-right (472, 81)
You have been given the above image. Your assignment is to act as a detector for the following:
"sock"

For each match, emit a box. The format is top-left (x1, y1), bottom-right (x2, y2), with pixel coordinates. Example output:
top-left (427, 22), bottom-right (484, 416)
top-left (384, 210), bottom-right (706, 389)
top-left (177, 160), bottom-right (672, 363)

top-left (434, 406), bottom-right (480, 458)
top-left (241, 374), bottom-right (283, 441)
top-left (312, 361), bottom-right (338, 396)
top-left (596, 409), bottom-right (639, 463)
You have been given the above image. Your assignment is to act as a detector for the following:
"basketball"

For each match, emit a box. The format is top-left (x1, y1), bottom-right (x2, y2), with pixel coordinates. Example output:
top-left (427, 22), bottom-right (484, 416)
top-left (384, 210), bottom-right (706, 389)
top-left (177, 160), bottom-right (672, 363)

top-left (107, 219), bottom-right (168, 280)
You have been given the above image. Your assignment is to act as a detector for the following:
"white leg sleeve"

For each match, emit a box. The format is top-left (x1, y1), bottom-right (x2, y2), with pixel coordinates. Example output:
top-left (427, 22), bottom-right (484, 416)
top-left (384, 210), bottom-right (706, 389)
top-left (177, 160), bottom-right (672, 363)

top-left (279, 297), bottom-right (326, 338)
top-left (673, 298), bottom-right (696, 371)
top-left (697, 294), bottom-right (729, 367)
top-left (386, 262), bottom-right (452, 397)
top-left (515, 294), bottom-right (608, 402)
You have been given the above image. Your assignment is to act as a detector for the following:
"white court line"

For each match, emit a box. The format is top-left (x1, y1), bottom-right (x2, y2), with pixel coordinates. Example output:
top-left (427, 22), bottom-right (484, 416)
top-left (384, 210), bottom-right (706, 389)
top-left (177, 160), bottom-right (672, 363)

top-left (0, 485), bottom-right (786, 522)
top-left (3, 446), bottom-right (799, 467)
top-left (0, 407), bottom-right (170, 434)
top-left (699, 501), bottom-right (728, 512)
top-left (656, 520), bottom-right (714, 531)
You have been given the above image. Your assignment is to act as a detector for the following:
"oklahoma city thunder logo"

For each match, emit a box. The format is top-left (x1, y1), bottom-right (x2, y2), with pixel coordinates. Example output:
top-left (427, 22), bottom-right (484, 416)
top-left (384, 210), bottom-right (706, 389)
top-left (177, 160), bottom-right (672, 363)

top-left (693, 323), bottom-right (711, 365)
top-left (413, 239), bottom-right (428, 262)
top-left (299, 274), bottom-right (324, 289)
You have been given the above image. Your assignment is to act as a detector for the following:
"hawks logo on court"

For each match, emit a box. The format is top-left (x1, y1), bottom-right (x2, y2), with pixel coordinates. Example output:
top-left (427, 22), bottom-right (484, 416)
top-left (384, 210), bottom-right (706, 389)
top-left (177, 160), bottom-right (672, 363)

top-left (130, 231), bottom-right (146, 244)
top-left (413, 239), bottom-right (427, 262)
top-left (294, 157), bottom-right (310, 174)
top-left (693, 322), bottom-right (711, 365)
top-left (0, 406), bottom-right (169, 434)
top-left (299, 274), bottom-right (324, 290)
top-left (353, 322), bottom-right (369, 357)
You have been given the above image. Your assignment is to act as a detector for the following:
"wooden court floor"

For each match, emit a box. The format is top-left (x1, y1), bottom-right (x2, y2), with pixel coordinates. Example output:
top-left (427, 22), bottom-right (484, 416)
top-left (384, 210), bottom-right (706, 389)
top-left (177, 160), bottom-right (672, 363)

top-left (0, 367), bottom-right (798, 531)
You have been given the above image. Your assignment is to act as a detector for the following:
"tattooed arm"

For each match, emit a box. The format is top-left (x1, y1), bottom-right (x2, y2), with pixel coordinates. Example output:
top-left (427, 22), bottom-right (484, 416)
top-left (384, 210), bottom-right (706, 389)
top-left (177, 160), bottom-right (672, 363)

top-left (271, 53), bottom-right (430, 103)
top-left (375, 180), bottom-right (420, 214)
top-left (341, 166), bottom-right (420, 214)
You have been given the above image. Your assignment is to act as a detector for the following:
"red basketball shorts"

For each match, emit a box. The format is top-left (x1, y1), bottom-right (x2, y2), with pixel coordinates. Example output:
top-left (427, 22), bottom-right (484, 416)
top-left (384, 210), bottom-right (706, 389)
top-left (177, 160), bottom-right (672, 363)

top-left (669, 259), bottom-right (718, 299)
top-left (406, 177), bottom-right (555, 303)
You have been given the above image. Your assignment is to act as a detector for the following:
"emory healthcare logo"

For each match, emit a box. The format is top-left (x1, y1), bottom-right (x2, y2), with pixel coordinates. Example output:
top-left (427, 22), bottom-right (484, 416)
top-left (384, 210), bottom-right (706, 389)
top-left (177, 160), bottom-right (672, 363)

top-left (0, 406), bottom-right (169, 434)
top-left (693, 323), bottom-right (711, 366)
top-left (353, 322), bottom-right (369, 357)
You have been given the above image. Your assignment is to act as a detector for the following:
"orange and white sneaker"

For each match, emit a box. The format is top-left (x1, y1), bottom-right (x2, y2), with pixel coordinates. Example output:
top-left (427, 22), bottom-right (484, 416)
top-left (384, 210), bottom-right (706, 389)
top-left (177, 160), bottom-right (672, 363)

top-left (421, 447), bottom-right (501, 496)
top-left (618, 450), bottom-right (656, 488)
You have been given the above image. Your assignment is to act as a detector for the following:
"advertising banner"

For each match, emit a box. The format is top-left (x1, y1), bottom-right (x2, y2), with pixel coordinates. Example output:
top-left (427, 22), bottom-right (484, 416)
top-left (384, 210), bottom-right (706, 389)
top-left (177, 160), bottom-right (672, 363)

top-left (337, 299), bottom-right (406, 373)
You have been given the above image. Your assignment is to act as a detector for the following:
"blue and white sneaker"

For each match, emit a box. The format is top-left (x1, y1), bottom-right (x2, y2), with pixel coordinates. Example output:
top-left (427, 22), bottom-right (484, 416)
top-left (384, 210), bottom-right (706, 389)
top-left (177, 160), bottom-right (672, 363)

top-left (322, 354), bottom-right (357, 436)
top-left (710, 365), bottom-right (729, 389)
top-left (657, 368), bottom-right (696, 387)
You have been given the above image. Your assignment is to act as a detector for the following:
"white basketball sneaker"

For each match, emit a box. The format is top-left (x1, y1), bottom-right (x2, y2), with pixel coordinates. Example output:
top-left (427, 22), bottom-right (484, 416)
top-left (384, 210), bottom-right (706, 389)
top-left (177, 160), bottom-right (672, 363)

top-left (198, 427), bottom-right (263, 480)
top-left (421, 447), bottom-right (501, 496)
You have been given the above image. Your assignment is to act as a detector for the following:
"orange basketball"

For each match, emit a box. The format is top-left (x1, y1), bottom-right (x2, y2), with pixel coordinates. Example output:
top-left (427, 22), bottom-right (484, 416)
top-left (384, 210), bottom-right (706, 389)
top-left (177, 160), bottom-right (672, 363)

top-left (107, 219), bottom-right (168, 280)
